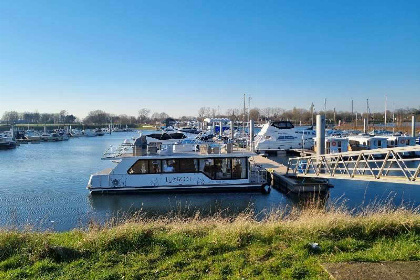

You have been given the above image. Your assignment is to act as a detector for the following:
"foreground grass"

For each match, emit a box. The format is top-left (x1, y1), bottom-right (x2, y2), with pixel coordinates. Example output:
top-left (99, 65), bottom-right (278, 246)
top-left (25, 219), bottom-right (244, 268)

top-left (0, 205), bottom-right (419, 280)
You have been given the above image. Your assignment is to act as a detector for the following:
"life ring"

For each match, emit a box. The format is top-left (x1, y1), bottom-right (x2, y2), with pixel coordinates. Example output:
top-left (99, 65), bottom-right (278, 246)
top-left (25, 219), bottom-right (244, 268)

top-left (400, 139), bottom-right (405, 144)
top-left (112, 179), bottom-right (119, 187)
top-left (331, 141), bottom-right (337, 146)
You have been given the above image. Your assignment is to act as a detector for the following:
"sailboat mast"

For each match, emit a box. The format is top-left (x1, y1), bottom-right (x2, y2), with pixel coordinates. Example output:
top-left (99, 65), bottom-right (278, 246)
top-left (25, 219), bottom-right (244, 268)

top-left (385, 95), bottom-right (387, 127)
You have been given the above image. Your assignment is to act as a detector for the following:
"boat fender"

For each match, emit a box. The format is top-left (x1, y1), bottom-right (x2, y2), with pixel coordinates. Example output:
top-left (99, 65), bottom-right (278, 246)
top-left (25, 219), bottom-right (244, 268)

top-left (112, 179), bottom-right (119, 187)
top-left (261, 184), bottom-right (271, 194)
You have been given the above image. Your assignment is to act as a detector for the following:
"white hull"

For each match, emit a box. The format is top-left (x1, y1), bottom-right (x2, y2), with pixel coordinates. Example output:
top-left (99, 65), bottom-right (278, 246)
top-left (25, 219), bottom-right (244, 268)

top-left (88, 183), bottom-right (263, 193)
top-left (254, 122), bottom-right (315, 152)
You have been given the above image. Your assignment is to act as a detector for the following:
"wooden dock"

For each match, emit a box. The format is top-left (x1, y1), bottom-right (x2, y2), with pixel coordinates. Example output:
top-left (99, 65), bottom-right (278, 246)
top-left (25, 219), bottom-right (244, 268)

top-left (252, 155), bottom-right (331, 193)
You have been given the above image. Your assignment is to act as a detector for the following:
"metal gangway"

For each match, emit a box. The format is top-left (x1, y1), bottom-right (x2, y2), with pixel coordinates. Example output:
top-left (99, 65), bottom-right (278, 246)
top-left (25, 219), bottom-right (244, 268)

top-left (287, 146), bottom-right (420, 184)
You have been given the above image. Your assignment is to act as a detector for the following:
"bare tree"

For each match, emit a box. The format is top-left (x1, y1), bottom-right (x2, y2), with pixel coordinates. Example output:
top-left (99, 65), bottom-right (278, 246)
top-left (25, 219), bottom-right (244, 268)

top-left (249, 108), bottom-right (260, 121)
top-left (138, 108), bottom-right (150, 123)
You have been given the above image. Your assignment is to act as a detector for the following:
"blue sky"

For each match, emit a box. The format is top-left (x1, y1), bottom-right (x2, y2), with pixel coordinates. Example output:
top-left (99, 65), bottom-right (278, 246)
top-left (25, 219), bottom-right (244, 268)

top-left (0, 0), bottom-right (419, 118)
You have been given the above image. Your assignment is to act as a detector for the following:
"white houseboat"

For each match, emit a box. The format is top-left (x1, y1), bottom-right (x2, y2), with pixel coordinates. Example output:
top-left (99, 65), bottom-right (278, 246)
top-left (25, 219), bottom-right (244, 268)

top-left (88, 140), bottom-right (269, 193)
top-left (314, 137), bottom-right (349, 154)
top-left (348, 135), bottom-right (387, 151)
top-left (254, 121), bottom-right (315, 152)
top-left (385, 135), bottom-right (416, 148)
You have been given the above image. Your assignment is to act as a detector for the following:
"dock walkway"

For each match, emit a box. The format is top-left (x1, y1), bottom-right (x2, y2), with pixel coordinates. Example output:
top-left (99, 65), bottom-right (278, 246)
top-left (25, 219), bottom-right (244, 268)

top-left (252, 155), bottom-right (331, 193)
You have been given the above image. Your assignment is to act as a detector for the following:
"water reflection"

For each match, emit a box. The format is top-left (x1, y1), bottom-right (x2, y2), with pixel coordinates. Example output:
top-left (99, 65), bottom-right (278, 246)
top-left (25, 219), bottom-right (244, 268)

top-left (88, 191), bottom-right (294, 221)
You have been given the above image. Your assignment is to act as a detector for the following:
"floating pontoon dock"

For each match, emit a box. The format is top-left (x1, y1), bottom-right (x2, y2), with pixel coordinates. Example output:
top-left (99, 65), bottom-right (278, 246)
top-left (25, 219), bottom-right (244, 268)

top-left (251, 155), bottom-right (331, 193)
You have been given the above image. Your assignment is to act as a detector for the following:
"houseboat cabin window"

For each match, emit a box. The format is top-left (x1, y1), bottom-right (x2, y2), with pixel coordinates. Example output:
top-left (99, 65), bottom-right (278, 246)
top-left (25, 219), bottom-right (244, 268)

top-left (179, 159), bottom-right (198, 173)
top-left (214, 158), bottom-right (232, 179)
top-left (162, 159), bottom-right (199, 173)
top-left (149, 160), bottom-right (161, 174)
top-left (128, 160), bottom-right (148, 174)
top-left (232, 158), bottom-right (247, 179)
top-left (128, 158), bottom-right (247, 179)
top-left (200, 158), bottom-right (247, 180)
top-left (200, 159), bottom-right (214, 178)
top-left (163, 159), bottom-right (177, 172)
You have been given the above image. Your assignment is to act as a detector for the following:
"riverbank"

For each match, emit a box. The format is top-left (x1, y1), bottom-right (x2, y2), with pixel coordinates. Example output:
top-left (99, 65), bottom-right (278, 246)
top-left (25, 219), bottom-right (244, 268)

top-left (1, 204), bottom-right (419, 279)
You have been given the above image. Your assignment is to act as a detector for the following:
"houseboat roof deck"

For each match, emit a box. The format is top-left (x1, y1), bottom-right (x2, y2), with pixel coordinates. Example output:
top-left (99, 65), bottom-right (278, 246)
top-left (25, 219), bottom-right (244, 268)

top-left (106, 150), bottom-right (257, 160)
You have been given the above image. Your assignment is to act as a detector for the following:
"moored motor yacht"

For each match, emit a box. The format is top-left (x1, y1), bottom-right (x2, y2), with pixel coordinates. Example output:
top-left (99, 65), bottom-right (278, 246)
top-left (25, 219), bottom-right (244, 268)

top-left (95, 128), bottom-right (105, 136)
top-left (0, 130), bottom-right (17, 150)
top-left (40, 132), bottom-right (61, 142)
top-left (88, 138), bottom-right (269, 193)
top-left (254, 121), bottom-right (315, 152)
top-left (24, 130), bottom-right (41, 141)
top-left (83, 129), bottom-right (97, 137)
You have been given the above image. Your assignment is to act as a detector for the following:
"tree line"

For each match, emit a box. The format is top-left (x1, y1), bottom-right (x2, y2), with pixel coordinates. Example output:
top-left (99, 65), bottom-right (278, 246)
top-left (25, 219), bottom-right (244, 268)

top-left (2, 106), bottom-right (419, 126)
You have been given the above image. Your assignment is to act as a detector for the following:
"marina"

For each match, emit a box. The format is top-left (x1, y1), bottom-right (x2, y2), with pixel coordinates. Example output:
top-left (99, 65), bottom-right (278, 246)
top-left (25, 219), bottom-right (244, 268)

top-left (1, 2), bottom-right (420, 278)
top-left (0, 130), bottom-right (419, 231)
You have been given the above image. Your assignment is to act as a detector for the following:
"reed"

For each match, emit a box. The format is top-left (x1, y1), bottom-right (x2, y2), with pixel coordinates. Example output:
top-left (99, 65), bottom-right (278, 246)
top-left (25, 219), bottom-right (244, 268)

top-left (0, 201), bottom-right (419, 279)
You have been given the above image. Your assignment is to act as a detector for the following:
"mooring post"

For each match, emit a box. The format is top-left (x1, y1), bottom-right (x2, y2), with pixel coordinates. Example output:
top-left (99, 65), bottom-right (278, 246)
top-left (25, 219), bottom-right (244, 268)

top-left (363, 118), bottom-right (367, 134)
top-left (412, 115), bottom-right (416, 137)
top-left (230, 120), bottom-right (234, 140)
top-left (249, 119), bottom-right (254, 152)
top-left (316, 115), bottom-right (325, 156)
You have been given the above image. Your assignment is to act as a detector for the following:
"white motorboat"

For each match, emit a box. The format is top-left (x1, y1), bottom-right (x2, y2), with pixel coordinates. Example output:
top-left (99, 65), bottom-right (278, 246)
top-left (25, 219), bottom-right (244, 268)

top-left (24, 130), bottom-right (41, 141)
top-left (0, 130), bottom-right (17, 150)
top-left (254, 121), bottom-right (315, 152)
top-left (71, 129), bottom-right (84, 137)
top-left (40, 132), bottom-right (61, 142)
top-left (88, 138), bottom-right (269, 193)
top-left (95, 128), bottom-right (105, 136)
top-left (83, 129), bottom-right (97, 137)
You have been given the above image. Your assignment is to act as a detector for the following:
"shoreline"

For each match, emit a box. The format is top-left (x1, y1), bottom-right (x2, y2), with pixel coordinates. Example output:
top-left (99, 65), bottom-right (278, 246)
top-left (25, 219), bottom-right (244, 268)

top-left (1, 205), bottom-right (419, 279)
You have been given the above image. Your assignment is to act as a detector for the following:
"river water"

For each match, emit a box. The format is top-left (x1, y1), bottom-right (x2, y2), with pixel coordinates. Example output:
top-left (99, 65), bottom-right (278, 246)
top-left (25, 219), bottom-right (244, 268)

top-left (0, 131), bottom-right (419, 231)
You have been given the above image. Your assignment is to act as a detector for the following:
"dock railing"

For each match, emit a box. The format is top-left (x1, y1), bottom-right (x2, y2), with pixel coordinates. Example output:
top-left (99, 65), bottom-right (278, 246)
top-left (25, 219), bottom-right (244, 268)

top-left (287, 146), bottom-right (420, 184)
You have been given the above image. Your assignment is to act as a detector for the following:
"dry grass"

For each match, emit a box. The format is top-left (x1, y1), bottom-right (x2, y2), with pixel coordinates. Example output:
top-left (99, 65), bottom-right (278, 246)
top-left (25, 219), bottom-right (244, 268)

top-left (0, 202), bottom-right (419, 279)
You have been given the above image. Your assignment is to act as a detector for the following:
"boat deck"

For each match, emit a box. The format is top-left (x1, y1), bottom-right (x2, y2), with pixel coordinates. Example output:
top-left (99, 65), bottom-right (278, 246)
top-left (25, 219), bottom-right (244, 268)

top-left (251, 155), bottom-right (331, 193)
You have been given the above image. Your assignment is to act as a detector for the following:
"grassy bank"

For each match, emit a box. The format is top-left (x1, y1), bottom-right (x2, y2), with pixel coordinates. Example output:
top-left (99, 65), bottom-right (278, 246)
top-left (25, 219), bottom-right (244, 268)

top-left (0, 205), bottom-right (419, 280)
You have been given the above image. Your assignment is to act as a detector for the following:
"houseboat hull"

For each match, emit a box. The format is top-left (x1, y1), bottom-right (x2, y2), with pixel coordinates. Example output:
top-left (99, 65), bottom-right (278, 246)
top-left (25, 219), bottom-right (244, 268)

top-left (88, 183), bottom-right (265, 194)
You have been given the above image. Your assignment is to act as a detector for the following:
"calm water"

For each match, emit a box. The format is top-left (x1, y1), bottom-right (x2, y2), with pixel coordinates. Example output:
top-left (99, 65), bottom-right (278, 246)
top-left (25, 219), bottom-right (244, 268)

top-left (0, 132), bottom-right (419, 231)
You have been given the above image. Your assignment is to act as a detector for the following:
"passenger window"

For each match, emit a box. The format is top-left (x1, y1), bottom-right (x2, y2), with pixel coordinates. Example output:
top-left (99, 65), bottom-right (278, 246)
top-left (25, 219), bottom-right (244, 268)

top-left (128, 160), bottom-right (148, 174)
top-left (179, 159), bottom-right (198, 173)
top-left (149, 160), bottom-right (161, 174)
top-left (232, 158), bottom-right (247, 179)
top-left (163, 159), bottom-right (178, 173)
top-left (200, 159), bottom-right (215, 178)
top-left (214, 158), bottom-right (232, 179)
